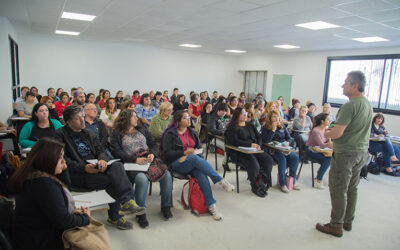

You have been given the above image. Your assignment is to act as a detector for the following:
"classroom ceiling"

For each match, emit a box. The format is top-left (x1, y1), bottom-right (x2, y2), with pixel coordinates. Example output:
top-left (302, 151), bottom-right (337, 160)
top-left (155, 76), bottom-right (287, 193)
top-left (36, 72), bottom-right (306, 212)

top-left (1, 0), bottom-right (400, 54)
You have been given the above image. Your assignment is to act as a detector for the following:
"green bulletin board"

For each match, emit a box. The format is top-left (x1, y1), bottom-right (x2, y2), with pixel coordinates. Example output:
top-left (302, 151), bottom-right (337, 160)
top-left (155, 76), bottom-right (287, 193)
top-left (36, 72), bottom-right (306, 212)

top-left (271, 74), bottom-right (292, 108)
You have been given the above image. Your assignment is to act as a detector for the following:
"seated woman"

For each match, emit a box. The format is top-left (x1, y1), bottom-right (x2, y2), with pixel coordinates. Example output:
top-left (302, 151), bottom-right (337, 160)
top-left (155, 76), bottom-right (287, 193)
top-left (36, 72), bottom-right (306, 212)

top-left (54, 92), bottom-right (71, 117)
top-left (9, 137), bottom-right (90, 250)
top-left (306, 113), bottom-right (332, 189)
top-left (322, 103), bottom-right (335, 123)
top-left (151, 91), bottom-right (163, 110)
top-left (162, 90), bottom-right (169, 102)
top-left (225, 108), bottom-right (273, 198)
top-left (97, 89), bottom-right (110, 109)
top-left (292, 105), bottom-right (312, 146)
top-left (307, 102), bottom-right (316, 120)
top-left (110, 110), bottom-right (173, 227)
top-left (19, 103), bottom-right (63, 148)
top-left (173, 94), bottom-right (188, 113)
top-left (115, 90), bottom-right (124, 110)
top-left (99, 97), bottom-right (120, 128)
top-left (188, 93), bottom-right (204, 124)
top-left (40, 96), bottom-right (60, 121)
top-left (261, 110), bottom-right (300, 193)
top-left (17, 91), bottom-right (37, 118)
top-left (244, 102), bottom-right (261, 132)
top-left (260, 101), bottom-right (277, 124)
top-left (136, 93), bottom-right (158, 126)
top-left (121, 99), bottom-right (136, 112)
top-left (255, 100), bottom-right (265, 121)
top-left (226, 96), bottom-right (238, 117)
top-left (149, 102), bottom-right (173, 143)
top-left (369, 113), bottom-right (400, 176)
top-left (288, 98), bottom-right (300, 120)
top-left (161, 110), bottom-right (234, 220)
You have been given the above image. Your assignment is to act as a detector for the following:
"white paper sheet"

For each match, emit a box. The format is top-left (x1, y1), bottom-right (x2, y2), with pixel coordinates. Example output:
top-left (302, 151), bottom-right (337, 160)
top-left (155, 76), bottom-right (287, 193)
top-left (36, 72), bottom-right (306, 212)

top-left (124, 163), bottom-right (150, 172)
top-left (73, 190), bottom-right (115, 208)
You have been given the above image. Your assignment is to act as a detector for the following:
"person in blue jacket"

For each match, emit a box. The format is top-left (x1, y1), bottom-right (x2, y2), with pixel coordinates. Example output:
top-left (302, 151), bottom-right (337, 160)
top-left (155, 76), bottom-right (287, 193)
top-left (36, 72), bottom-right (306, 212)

top-left (19, 102), bottom-right (63, 148)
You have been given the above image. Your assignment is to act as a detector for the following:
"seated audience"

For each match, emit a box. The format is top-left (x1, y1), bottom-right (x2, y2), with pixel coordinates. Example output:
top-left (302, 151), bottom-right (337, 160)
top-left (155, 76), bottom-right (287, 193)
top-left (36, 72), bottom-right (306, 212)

top-left (149, 102), bottom-right (173, 143)
top-left (307, 102), bottom-right (316, 120)
top-left (200, 102), bottom-right (213, 125)
top-left (227, 96), bottom-right (238, 117)
top-left (211, 91), bottom-right (218, 106)
top-left (136, 93), bottom-right (158, 126)
top-left (288, 98), bottom-right (300, 120)
top-left (188, 93), bottom-right (204, 123)
top-left (151, 91), bottom-right (163, 109)
top-left (161, 110), bottom-right (234, 220)
top-left (173, 94), bottom-right (188, 113)
top-left (132, 90), bottom-right (141, 105)
top-left (56, 88), bottom-right (64, 99)
top-left (100, 98), bottom-right (120, 128)
top-left (110, 110), bottom-right (173, 227)
top-left (255, 100), bottom-right (265, 121)
top-left (47, 88), bottom-right (59, 102)
top-left (94, 89), bottom-right (104, 104)
top-left (84, 104), bottom-right (108, 148)
top-left (225, 108), bottom-right (273, 197)
top-left (40, 96), bottom-right (60, 121)
top-left (260, 101), bottom-right (278, 123)
top-left (30, 86), bottom-right (42, 103)
top-left (277, 96), bottom-right (288, 114)
top-left (54, 92), bottom-right (71, 117)
top-left (306, 113), bottom-right (332, 189)
top-left (85, 92), bottom-right (102, 115)
top-left (261, 110), bottom-right (300, 193)
top-left (276, 98), bottom-right (288, 121)
top-left (9, 138), bottom-right (90, 250)
top-left (14, 86), bottom-right (29, 110)
top-left (369, 113), bottom-right (400, 176)
top-left (149, 90), bottom-right (155, 100)
top-left (70, 87), bottom-right (77, 102)
top-left (115, 90), bottom-right (124, 109)
top-left (170, 88), bottom-right (179, 105)
top-left (162, 90), bottom-right (169, 102)
top-left (292, 105), bottom-right (312, 146)
top-left (121, 100), bottom-right (136, 111)
top-left (97, 90), bottom-right (110, 109)
top-left (17, 91), bottom-right (37, 118)
top-left (226, 92), bottom-right (234, 103)
top-left (239, 92), bottom-right (247, 104)
top-left (55, 105), bottom-right (144, 230)
top-left (244, 102), bottom-right (261, 132)
top-left (322, 103), bottom-right (335, 123)
top-left (19, 103), bottom-right (63, 148)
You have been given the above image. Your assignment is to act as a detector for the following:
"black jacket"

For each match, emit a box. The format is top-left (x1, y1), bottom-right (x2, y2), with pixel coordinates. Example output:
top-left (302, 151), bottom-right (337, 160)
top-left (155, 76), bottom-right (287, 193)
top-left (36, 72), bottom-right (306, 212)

top-left (173, 102), bottom-right (188, 113)
top-left (260, 126), bottom-right (293, 144)
top-left (110, 126), bottom-right (158, 163)
top-left (161, 127), bottom-right (201, 165)
top-left (55, 126), bottom-right (108, 174)
top-left (14, 176), bottom-right (89, 250)
top-left (225, 122), bottom-right (261, 147)
top-left (207, 112), bottom-right (230, 136)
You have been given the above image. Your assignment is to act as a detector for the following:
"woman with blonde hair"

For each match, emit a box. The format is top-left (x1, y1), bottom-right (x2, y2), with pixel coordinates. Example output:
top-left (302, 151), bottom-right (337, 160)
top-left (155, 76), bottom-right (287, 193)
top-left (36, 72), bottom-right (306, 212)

top-left (149, 102), bottom-right (173, 143)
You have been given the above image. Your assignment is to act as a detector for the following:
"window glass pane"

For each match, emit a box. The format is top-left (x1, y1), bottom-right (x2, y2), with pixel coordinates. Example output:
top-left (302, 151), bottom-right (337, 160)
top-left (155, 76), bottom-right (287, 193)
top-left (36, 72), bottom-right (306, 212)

top-left (386, 59), bottom-right (400, 111)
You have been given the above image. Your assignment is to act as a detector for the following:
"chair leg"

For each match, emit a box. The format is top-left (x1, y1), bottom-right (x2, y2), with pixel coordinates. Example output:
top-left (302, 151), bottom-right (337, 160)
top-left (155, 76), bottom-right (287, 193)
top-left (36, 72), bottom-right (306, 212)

top-left (235, 159), bottom-right (239, 193)
top-left (148, 181), bottom-right (152, 195)
top-left (205, 138), bottom-right (210, 160)
top-left (296, 160), bottom-right (304, 180)
top-left (214, 137), bottom-right (218, 171)
top-left (311, 162), bottom-right (315, 188)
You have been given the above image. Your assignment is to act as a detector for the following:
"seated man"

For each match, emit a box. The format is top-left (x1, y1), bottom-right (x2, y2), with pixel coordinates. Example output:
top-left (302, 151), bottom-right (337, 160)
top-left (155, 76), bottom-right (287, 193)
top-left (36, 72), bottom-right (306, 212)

top-left (207, 103), bottom-right (231, 167)
top-left (55, 105), bottom-right (144, 230)
top-left (84, 103), bottom-right (108, 149)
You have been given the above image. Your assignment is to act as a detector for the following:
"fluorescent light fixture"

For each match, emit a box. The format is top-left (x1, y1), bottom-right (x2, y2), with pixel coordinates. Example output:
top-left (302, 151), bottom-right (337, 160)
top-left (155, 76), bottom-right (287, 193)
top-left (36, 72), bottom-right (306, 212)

top-left (61, 11), bottom-right (96, 21)
top-left (179, 44), bottom-right (202, 48)
top-left (225, 49), bottom-right (247, 53)
top-left (55, 30), bottom-right (80, 36)
top-left (273, 44), bottom-right (300, 49)
top-left (296, 21), bottom-right (339, 30)
top-left (352, 36), bottom-right (389, 43)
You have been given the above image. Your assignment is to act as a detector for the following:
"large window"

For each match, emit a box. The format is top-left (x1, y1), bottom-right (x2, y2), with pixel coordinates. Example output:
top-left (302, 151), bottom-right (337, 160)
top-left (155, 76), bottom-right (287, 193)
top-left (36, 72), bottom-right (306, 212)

top-left (323, 54), bottom-right (400, 115)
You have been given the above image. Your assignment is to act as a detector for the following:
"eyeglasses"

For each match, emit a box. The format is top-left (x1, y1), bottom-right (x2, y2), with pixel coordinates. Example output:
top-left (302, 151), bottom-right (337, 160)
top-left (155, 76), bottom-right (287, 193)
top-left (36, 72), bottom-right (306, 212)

top-left (183, 116), bottom-right (191, 120)
top-left (85, 108), bottom-right (97, 111)
top-left (241, 112), bottom-right (248, 115)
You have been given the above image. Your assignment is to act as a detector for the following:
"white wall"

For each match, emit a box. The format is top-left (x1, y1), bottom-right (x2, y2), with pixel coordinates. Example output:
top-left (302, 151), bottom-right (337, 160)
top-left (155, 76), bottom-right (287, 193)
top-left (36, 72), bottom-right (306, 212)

top-left (238, 47), bottom-right (400, 135)
top-left (0, 17), bottom-right (18, 122)
top-left (18, 34), bottom-right (243, 98)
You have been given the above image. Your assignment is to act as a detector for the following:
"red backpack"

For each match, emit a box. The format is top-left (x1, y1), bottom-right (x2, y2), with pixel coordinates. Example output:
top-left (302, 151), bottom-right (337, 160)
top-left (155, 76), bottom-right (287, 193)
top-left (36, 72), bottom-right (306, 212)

top-left (181, 178), bottom-right (208, 215)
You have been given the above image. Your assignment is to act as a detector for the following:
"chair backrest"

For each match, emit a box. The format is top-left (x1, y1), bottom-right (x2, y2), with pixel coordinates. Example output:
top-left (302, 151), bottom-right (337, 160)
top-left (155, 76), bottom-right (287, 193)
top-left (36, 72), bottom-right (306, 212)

top-left (0, 133), bottom-right (20, 156)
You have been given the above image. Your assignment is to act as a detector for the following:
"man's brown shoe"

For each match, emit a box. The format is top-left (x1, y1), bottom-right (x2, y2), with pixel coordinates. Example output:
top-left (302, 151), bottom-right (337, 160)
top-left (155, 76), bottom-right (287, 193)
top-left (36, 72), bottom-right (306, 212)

top-left (343, 223), bottom-right (352, 231)
top-left (316, 223), bottom-right (343, 237)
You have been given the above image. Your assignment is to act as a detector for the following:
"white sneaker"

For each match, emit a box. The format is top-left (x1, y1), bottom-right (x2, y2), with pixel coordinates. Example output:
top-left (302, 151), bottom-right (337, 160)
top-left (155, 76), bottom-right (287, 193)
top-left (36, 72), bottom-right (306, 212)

top-left (314, 179), bottom-right (325, 190)
top-left (293, 183), bottom-right (301, 191)
top-left (218, 179), bottom-right (234, 192)
top-left (208, 204), bottom-right (223, 221)
top-left (280, 185), bottom-right (289, 193)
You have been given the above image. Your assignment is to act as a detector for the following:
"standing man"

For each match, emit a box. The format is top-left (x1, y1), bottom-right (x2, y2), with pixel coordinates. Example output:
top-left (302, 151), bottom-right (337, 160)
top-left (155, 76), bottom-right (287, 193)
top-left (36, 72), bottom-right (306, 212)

top-left (316, 71), bottom-right (372, 237)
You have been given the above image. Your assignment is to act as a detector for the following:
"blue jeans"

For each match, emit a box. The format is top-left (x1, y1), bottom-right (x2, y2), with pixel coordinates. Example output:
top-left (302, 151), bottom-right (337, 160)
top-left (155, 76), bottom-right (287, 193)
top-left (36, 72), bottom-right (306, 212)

top-left (306, 148), bottom-right (331, 181)
top-left (272, 152), bottom-right (299, 186)
top-left (369, 139), bottom-right (400, 168)
top-left (130, 171), bottom-right (173, 208)
top-left (170, 154), bottom-right (222, 207)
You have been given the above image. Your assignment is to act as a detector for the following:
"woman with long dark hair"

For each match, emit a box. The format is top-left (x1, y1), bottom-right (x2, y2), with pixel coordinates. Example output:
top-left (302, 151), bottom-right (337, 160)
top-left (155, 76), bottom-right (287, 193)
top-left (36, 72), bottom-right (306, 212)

top-left (161, 110), bottom-right (234, 220)
top-left (225, 108), bottom-right (273, 197)
top-left (9, 137), bottom-right (90, 250)
top-left (19, 103), bottom-right (63, 148)
top-left (110, 109), bottom-right (173, 227)
top-left (173, 94), bottom-right (188, 113)
top-left (306, 113), bottom-right (333, 189)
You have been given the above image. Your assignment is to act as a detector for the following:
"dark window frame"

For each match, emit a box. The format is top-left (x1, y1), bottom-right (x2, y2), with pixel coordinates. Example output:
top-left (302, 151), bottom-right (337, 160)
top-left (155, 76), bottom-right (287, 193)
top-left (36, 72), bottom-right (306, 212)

top-left (323, 54), bottom-right (400, 116)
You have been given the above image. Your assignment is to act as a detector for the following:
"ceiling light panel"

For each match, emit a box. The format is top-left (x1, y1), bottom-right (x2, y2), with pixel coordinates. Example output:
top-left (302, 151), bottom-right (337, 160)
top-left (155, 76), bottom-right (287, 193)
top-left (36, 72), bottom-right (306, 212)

top-left (352, 36), bottom-right (389, 43)
top-left (179, 44), bottom-right (202, 48)
top-left (55, 30), bottom-right (80, 36)
top-left (225, 49), bottom-right (247, 53)
top-left (296, 21), bottom-right (339, 30)
top-left (61, 12), bottom-right (96, 21)
top-left (273, 44), bottom-right (300, 49)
